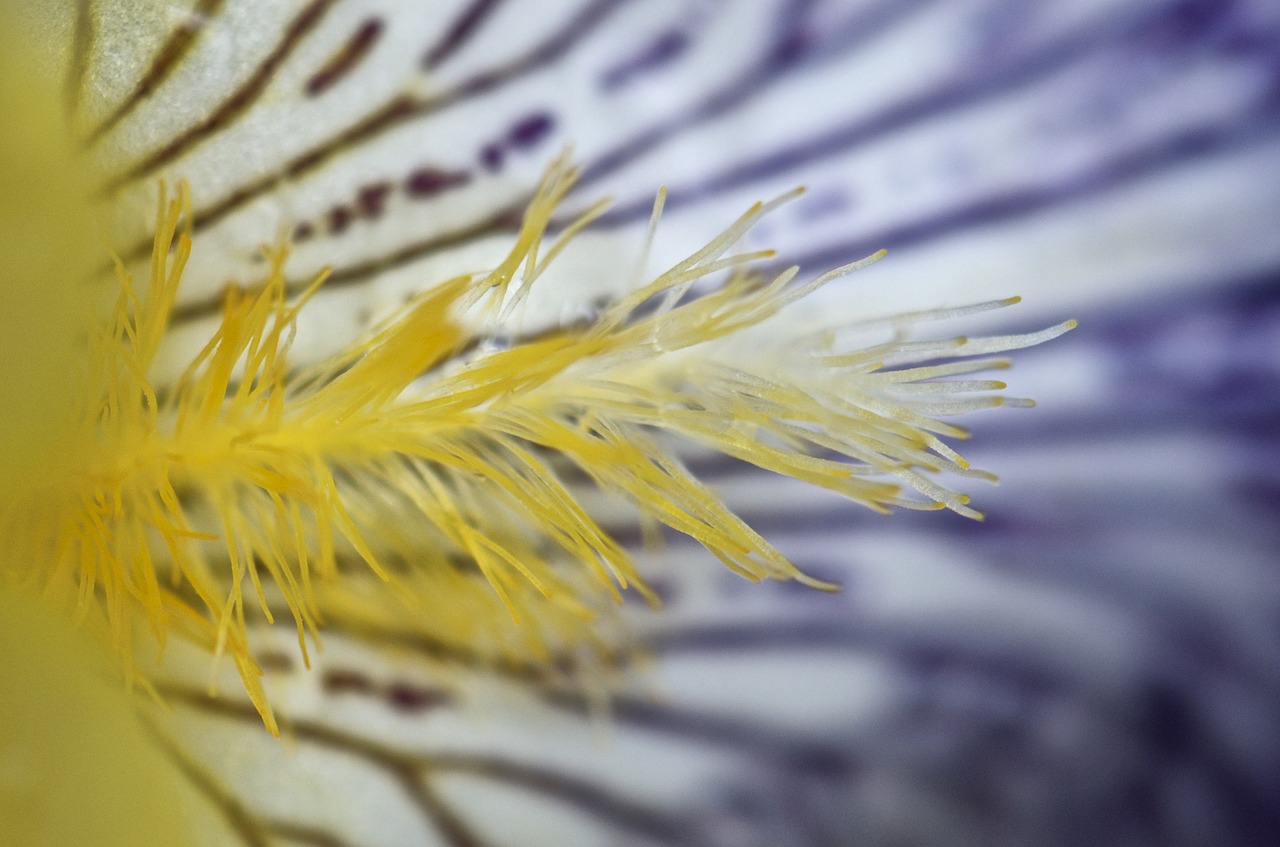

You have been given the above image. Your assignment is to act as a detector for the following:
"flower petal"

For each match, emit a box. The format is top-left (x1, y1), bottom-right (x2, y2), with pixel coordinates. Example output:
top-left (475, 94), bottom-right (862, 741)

top-left (22, 0), bottom-right (1280, 844)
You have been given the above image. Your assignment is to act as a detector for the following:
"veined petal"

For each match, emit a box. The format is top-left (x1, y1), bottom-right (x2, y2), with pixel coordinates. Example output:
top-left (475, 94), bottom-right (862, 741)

top-left (7, 2), bottom-right (1279, 846)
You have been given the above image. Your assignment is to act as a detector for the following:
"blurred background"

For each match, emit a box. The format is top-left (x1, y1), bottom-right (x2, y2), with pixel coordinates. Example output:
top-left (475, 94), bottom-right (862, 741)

top-left (583, 2), bottom-right (1280, 844)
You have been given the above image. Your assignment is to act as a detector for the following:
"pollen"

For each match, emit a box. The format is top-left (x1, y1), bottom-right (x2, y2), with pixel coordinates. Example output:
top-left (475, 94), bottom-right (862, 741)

top-left (0, 153), bottom-right (1072, 734)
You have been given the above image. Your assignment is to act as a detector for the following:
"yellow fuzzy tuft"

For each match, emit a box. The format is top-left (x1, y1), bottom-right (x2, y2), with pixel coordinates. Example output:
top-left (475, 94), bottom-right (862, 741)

top-left (0, 154), bottom-right (1072, 733)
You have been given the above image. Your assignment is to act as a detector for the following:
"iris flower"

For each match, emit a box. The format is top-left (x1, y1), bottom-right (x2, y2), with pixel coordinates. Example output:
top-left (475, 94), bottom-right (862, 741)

top-left (2, 2), bottom-right (1278, 846)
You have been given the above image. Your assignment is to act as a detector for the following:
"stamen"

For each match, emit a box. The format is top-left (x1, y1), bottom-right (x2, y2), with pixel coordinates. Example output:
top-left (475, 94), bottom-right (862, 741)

top-left (0, 157), bottom-right (1072, 733)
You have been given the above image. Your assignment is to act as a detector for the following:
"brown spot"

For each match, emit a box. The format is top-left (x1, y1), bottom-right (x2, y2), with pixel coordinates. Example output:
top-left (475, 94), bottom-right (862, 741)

top-left (322, 668), bottom-right (376, 694)
top-left (404, 167), bottom-right (471, 198)
top-left (328, 205), bottom-right (354, 234)
top-left (306, 17), bottom-right (385, 97)
top-left (509, 112), bottom-right (554, 148)
top-left (357, 182), bottom-right (393, 218)
top-left (480, 143), bottom-right (504, 171)
top-left (293, 221), bottom-right (315, 243)
top-left (386, 682), bottom-right (452, 713)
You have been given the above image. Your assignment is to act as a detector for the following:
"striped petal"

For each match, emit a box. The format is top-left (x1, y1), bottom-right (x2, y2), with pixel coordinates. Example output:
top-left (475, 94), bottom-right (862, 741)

top-left (18, 1), bottom-right (1280, 844)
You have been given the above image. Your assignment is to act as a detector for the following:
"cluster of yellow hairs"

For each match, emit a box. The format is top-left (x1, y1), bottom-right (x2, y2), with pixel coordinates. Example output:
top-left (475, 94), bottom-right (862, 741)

top-left (0, 146), bottom-right (1071, 734)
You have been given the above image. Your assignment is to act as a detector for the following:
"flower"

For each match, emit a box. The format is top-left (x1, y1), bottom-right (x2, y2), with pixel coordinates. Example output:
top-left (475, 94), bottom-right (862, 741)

top-left (6, 2), bottom-right (1280, 846)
